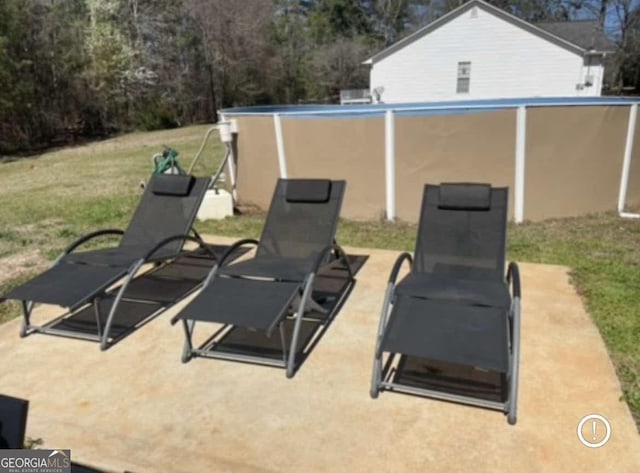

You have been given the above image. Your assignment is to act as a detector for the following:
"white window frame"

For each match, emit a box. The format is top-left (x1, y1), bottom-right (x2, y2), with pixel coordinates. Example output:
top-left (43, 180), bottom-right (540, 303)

top-left (457, 61), bottom-right (471, 94)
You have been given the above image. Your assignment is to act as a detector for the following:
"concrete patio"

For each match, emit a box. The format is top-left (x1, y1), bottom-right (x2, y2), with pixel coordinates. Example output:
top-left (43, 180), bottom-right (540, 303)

top-left (1, 237), bottom-right (639, 473)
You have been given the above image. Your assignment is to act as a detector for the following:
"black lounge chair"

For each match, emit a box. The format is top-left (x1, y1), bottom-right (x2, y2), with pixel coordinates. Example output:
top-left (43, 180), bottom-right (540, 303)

top-left (370, 183), bottom-right (521, 424)
top-left (171, 178), bottom-right (354, 377)
top-left (0, 394), bottom-right (29, 449)
top-left (1, 174), bottom-right (217, 350)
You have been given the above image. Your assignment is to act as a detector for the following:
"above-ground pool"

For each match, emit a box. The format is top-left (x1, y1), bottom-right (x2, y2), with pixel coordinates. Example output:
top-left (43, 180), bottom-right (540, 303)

top-left (220, 97), bottom-right (640, 222)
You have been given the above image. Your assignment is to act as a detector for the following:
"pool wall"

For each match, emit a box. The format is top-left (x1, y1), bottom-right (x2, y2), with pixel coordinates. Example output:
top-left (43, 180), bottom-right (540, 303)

top-left (230, 116), bottom-right (281, 211)
top-left (393, 109), bottom-right (516, 221)
top-left (283, 117), bottom-right (386, 220)
top-left (221, 98), bottom-right (640, 222)
top-left (524, 106), bottom-right (630, 220)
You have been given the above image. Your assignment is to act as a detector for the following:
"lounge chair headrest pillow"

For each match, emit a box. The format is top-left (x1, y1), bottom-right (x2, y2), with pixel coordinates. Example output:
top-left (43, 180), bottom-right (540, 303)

top-left (438, 183), bottom-right (491, 211)
top-left (285, 179), bottom-right (332, 203)
top-left (150, 174), bottom-right (195, 196)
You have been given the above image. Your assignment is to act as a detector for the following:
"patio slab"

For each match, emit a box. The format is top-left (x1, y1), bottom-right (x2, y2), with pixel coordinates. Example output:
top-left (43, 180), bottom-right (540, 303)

top-left (1, 236), bottom-right (639, 473)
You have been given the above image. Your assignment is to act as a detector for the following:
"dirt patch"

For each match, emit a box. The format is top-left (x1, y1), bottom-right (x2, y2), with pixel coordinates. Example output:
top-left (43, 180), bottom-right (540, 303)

top-left (235, 203), bottom-right (264, 215)
top-left (0, 249), bottom-right (48, 287)
top-left (16, 219), bottom-right (65, 236)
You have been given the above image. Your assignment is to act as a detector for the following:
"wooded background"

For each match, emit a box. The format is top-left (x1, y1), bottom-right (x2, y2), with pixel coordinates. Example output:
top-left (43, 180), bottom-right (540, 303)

top-left (1, 0), bottom-right (638, 154)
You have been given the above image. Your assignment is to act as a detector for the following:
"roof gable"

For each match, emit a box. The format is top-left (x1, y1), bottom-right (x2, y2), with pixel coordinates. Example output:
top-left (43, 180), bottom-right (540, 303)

top-left (364, 0), bottom-right (611, 64)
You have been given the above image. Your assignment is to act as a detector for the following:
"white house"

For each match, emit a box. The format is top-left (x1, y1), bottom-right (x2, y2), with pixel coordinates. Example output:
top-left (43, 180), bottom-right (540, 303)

top-left (364, 0), bottom-right (615, 103)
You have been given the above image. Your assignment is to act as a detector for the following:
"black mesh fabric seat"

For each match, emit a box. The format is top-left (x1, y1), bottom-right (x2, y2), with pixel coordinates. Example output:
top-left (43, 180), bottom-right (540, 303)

top-left (1, 174), bottom-right (213, 350)
top-left (395, 272), bottom-right (511, 308)
top-left (63, 245), bottom-right (177, 267)
top-left (171, 178), bottom-right (355, 378)
top-left (371, 183), bottom-right (522, 425)
top-left (381, 298), bottom-right (509, 372)
top-left (178, 277), bottom-right (300, 334)
top-left (4, 263), bottom-right (128, 310)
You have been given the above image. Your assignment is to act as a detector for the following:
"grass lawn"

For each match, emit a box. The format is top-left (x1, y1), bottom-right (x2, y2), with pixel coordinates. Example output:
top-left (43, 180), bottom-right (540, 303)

top-left (1, 125), bottom-right (639, 427)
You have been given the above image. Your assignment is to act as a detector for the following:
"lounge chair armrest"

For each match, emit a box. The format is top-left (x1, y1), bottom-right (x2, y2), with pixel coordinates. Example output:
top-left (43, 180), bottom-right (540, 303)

top-left (217, 238), bottom-right (259, 267)
top-left (192, 239), bottom-right (259, 295)
top-left (142, 234), bottom-right (217, 263)
top-left (507, 261), bottom-right (521, 299)
top-left (388, 252), bottom-right (413, 284)
top-left (310, 243), bottom-right (354, 279)
top-left (61, 229), bottom-right (124, 256)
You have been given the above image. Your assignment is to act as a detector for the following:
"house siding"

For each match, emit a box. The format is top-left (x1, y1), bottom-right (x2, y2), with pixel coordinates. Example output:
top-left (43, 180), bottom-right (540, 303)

top-left (369, 5), bottom-right (603, 103)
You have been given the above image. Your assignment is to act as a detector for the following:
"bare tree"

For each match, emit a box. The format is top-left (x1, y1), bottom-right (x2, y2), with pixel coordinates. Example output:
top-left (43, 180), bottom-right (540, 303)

top-left (611, 0), bottom-right (640, 91)
top-left (307, 37), bottom-right (373, 101)
top-left (373, 0), bottom-right (409, 46)
top-left (185, 0), bottom-right (275, 108)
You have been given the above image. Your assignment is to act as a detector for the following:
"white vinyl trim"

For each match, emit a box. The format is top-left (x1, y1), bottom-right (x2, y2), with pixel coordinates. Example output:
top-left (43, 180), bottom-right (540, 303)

top-left (514, 106), bottom-right (527, 223)
top-left (385, 110), bottom-right (396, 221)
top-left (618, 103), bottom-right (638, 217)
top-left (618, 103), bottom-right (638, 216)
top-left (219, 113), bottom-right (238, 201)
top-left (273, 113), bottom-right (288, 178)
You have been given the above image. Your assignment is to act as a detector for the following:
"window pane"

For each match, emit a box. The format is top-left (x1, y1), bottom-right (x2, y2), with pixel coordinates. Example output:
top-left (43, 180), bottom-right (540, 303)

top-left (457, 61), bottom-right (471, 78)
top-left (457, 61), bottom-right (471, 93)
top-left (457, 77), bottom-right (470, 93)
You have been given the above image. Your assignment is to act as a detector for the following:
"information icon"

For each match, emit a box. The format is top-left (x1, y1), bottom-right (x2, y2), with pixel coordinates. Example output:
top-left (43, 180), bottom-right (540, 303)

top-left (577, 414), bottom-right (611, 448)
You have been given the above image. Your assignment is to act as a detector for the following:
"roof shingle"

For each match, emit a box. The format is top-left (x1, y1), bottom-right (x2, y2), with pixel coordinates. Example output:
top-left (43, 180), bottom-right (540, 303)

top-left (535, 20), bottom-right (616, 52)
